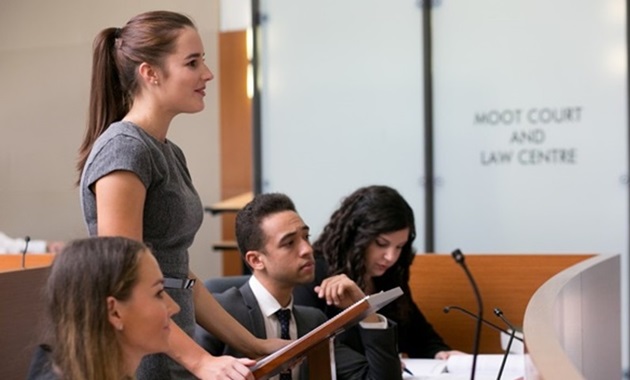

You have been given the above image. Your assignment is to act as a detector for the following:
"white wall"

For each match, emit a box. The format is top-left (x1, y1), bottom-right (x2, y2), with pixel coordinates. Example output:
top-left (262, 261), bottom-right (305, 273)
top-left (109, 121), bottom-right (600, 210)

top-left (220, 0), bottom-right (251, 32)
top-left (0, 0), bottom-right (223, 281)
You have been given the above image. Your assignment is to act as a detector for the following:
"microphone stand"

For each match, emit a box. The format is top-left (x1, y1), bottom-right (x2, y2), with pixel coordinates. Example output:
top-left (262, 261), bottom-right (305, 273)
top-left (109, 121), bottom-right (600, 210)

top-left (493, 308), bottom-right (520, 380)
top-left (21, 236), bottom-right (30, 269)
top-left (496, 329), bottom-right (516, 380)
top-left (443, 306), bottom-right (523, 342)
top-left (451, 249), bottom-right (483, 380)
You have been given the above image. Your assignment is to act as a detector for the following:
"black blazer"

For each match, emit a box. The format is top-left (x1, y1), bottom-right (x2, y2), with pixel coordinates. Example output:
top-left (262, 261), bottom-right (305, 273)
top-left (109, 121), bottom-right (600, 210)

top-left (196, 281), bottom-right (402, 380)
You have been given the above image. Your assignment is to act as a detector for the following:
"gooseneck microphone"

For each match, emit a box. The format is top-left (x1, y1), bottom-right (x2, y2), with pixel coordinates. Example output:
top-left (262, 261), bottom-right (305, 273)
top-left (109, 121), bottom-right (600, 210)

top-left (493, 308), bottom-right (520, 380)
top-left (451, 249), bottom-right (482, 380)
top-left (443, 306), bottom-right (523, 342)
top-left (493, 308), bottom-right (519, 335)
top-left (21, 236), bottom-right (31, 269)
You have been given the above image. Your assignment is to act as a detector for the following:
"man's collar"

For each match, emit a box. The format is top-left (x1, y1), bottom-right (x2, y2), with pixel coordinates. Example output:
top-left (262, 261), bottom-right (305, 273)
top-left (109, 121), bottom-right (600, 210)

top-left (249, 275), bottom-right (294, 318)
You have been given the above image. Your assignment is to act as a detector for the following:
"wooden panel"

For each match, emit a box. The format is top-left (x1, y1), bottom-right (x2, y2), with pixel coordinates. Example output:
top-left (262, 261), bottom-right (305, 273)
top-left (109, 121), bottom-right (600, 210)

top-left (205, 192), bottom-right (253, 215)
top-left (220, 213), bottom-right (244, 276)
top-left (0, 254), bottom-right (54, 272)
top-left (0, 267), bottom-right (50, 379)
top-left (212, 240), bottom-right (238, 250)
top-left (409, 253), bottom-right (593, 354)
top-left (219, 30), bottom-right (252, 276)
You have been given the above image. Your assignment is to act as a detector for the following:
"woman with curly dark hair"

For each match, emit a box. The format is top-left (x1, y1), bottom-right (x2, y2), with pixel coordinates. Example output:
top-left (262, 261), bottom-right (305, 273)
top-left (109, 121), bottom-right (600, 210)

top-left (294, 185), bottom-right (462, 359)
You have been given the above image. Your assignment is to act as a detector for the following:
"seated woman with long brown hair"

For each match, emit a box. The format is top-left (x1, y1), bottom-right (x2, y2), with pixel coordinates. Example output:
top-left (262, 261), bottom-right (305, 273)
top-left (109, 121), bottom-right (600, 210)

top-left (28, 237), bottom-right (180, 379)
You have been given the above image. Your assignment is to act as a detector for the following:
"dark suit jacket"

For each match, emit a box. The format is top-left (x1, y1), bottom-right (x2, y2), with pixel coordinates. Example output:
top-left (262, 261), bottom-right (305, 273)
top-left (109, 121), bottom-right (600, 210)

top-left (197, 282), bottom-right (402, 380)
top-left (26, 345), bottom-right (59, 380)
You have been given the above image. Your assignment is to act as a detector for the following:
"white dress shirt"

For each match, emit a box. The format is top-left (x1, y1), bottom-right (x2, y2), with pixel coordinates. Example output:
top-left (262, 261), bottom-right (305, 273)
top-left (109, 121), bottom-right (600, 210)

top-left (249, 275), bottom-right (300, 380)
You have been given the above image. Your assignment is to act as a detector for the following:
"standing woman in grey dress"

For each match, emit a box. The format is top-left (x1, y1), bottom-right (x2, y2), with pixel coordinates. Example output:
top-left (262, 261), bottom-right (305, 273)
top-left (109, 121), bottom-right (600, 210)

top-left (78, 10), bottom-right (283, 380)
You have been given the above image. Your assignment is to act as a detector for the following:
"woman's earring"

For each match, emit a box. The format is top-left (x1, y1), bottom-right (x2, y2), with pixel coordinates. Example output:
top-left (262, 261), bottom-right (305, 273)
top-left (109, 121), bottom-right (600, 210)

top-left (117, 323), bottom-right (124, 331)
top-left (153, 80), bottom-right (159, 85)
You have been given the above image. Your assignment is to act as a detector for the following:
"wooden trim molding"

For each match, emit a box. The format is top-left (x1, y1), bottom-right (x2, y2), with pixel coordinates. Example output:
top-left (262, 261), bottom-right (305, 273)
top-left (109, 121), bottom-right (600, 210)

top-left (219, 30), bottom-right (253, 275)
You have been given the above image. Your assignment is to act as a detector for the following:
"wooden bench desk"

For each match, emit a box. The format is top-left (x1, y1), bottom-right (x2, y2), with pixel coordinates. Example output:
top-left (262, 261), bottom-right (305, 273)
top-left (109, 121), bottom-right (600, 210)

top-left (0, 253), bottom-right (55, 272)
top-left (408, 253), bottom-right (593, 354)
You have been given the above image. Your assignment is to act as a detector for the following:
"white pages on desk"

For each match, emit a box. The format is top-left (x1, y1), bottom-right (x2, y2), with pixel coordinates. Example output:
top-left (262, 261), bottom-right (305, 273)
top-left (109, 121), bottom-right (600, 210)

top-left (402, 355), bottom-right (525, 380)
top-left (446, 354), bottom-right (525, 380)
top-left (402, 359), bottom-right (447, 378)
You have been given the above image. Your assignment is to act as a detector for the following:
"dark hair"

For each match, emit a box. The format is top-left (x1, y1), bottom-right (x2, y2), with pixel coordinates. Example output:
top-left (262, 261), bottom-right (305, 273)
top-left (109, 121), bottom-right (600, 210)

top-left (77, 10), bottom-right (196, 183)
top-left (235, 193), bottom-right (297, 258)
top-left (313, 185), bottom-right (416, 316)
top-left (46, 236), bottom-right (147, 379)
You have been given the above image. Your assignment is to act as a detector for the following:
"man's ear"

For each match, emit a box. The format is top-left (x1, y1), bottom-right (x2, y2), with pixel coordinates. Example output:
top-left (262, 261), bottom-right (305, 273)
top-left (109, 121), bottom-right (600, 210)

top-left (138, 62), bottom-right (160, 86)
top-left (245, 250), bottom-right (265, 271)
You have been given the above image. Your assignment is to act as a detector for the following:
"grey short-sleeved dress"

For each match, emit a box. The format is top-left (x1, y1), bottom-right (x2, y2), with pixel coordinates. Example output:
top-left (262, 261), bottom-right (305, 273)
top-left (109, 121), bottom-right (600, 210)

top-left (80, 121), bottom-right (204, 379)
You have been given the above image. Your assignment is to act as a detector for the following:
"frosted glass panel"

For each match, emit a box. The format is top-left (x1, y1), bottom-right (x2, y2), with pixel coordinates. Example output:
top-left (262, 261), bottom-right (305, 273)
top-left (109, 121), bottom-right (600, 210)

top-left (432, 0), bottom-right (628, 254)
top-left (259, 0), bottom-right (425, 241)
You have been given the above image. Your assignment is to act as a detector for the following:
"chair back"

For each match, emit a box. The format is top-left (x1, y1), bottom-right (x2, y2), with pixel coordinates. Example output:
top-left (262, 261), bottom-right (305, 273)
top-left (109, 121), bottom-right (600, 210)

top-left (195, 275), bottom-right (251, 353)
top-left (204, 275), bottom-right (250, 294)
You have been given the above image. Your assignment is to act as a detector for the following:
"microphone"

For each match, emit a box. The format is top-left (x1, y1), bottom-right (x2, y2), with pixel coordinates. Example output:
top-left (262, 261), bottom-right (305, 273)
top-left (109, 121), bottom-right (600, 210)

top-left (443, 306), bottom-right (523, 342)
top-left (493, 308), bottom-right (520, 380)
top-left (21, 236), bottom-right (30, 269)
top-left (451, 249), bottom-right (483, 380)
top-left (493, 308), bottom-right (519, 336)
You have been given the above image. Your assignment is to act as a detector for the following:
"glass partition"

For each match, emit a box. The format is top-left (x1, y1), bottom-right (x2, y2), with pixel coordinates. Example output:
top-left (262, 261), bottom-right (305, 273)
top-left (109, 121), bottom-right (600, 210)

top-left (257, 0), bottom-right (425, 240)
top-left (431, 0), bottom-right (628, 254)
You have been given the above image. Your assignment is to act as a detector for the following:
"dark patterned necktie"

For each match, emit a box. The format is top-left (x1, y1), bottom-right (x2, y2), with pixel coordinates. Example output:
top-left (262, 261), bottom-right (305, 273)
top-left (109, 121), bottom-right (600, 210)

top-left (276, 308), bottom-right (292, 380)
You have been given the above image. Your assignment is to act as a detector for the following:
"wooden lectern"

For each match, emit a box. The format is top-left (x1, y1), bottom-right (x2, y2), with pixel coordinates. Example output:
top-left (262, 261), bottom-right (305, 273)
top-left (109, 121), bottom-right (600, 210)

top-left (252, 287), bottom-right (403, 380)
top-left (0, 266), bottom-right (51, 379)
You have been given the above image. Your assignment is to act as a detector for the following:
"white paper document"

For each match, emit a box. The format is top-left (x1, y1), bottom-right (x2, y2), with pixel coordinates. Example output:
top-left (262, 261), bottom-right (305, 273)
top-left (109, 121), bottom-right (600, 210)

top-left (446, 354), bottom-right (524, 379)
top-left (403, 354), bottom-right (524, 380)
top-left (402, 359), bottom-right (447, 378)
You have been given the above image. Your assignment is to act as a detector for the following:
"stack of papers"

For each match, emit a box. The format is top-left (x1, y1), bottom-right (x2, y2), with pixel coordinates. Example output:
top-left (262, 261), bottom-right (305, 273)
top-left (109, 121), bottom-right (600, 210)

top-left (403, 354), bottom-right (525, 380)
top-left (402, 359), bottom-right (447, 377)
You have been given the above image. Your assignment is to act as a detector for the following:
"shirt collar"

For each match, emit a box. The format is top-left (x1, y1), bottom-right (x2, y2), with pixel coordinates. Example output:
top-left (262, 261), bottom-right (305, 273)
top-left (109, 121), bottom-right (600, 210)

top-left (249, 275), bottom-right (294, 318)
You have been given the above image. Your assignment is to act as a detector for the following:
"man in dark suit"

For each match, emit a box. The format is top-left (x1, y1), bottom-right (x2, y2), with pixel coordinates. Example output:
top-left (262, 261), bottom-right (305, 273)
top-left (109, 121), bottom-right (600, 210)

top-left (198, 193), bottom-right (402, 380)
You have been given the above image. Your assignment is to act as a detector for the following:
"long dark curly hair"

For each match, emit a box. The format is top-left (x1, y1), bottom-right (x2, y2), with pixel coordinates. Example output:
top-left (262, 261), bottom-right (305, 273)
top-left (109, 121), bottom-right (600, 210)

top-left (313, 185), bottom-right (416, 319)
